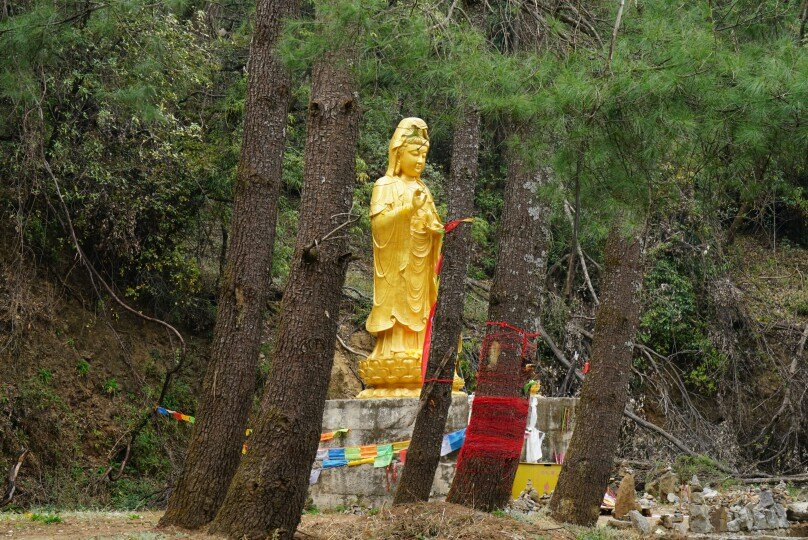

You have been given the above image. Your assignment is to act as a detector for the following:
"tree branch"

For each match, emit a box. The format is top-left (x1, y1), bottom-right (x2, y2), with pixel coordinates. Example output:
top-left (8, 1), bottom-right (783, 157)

top-left (607, 0), bottom-right (626, 71)
top-left (42, 159), bottom-right (186, 357)
top-left (563, 200), bottom-right (599, 305)
top-left (336, 334), bottom-right (366, 390)
top-left (0, 449), bottom-right (28, 508)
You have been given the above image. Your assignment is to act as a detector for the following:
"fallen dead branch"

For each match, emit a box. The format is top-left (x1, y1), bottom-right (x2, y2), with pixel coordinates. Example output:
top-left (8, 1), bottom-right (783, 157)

top-left (336, 333), bottom-right (366, 389)
top-left (536, 320), bottom-right (737, 475)
top-left (573, 324), bottom-right (723, 454)
top-left (1, 448), bottom-right (28, 508)
top-left (739, 474), bottom-right (808, 485)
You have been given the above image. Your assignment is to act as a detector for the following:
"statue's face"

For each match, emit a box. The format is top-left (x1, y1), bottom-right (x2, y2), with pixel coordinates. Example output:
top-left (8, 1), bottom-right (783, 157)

top-left (398, 142), bottom-right (428, 178)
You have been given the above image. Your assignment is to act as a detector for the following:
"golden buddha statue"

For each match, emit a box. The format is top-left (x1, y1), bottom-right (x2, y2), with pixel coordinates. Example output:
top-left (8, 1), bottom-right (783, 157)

top-left (357, 118), bottom-right (464, 398)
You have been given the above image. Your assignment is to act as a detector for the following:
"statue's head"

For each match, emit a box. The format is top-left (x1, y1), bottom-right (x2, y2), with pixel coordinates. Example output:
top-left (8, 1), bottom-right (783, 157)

top-left (386, 117), bottom-right (429, 178)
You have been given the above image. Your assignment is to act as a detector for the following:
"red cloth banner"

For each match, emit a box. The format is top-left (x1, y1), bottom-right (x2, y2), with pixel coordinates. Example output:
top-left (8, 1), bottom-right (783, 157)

top-left (455, 396), bottom-right (529, 472)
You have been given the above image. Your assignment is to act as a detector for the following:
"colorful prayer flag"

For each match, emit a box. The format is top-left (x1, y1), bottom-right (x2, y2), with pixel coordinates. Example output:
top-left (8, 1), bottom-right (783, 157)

top-left (374, 444), bottom-right (393, 468)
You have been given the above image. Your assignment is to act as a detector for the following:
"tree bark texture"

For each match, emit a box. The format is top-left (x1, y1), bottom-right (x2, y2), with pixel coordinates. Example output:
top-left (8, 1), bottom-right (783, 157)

top-left (393, 109), bottom-right (481, 505)
top-left (208, 50), bottom-right (360, 540)
top-left (159, 0), bottom-right (298, 529)
top-left (446, 134), bottom-right (552, 511)
top-left (549, 227), bottom-right (643, 526)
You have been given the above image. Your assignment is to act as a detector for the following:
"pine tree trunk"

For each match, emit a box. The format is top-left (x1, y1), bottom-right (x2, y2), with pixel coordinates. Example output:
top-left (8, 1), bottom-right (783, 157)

top-left (159, 0), bottom-right (297, 529)
top-left (207, 49), bottom-right (359, 540)
top-left (549, 226), bottom-right (643, 526)
top-left (446, 135), bottom-right (551, 511)
top-left (393, 109), bottom-right (480, 505)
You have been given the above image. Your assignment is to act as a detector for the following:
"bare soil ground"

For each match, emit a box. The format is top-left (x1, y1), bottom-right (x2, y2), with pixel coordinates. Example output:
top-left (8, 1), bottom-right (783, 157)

top-left (298, 502), bottom-right (582, 539)
top-left (0, 503), bottom-right (605, 540)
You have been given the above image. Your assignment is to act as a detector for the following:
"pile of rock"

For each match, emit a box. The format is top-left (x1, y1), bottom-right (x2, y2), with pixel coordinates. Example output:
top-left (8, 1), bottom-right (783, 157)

top-left (722, 489), bottom-right (790, 533)
top-left (687, 475), bottom-right (714, 533)
top-left (650, 475), bottom-right (799, 535)
top-left (685, 478), bottom-right (791, 533)
top-left (658, 510), bottom-right (686, 535)
top-left (511, 483), bottom-right (550, 514)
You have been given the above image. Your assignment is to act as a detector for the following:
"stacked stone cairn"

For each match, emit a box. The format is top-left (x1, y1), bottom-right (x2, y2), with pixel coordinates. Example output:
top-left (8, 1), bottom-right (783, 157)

top-left (511, 480), bottom-right (550, 514)
top-left (608, 473), bottom-right (653, 535)
top-left (688, 475), bottom-right (713, 533)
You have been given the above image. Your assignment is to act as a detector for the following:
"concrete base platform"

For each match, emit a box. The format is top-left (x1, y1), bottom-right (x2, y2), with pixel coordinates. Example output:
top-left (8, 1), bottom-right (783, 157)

top-left (309, 395), bottom-right (578, 509)
top-left (311, 395), bottom-right (469, 508)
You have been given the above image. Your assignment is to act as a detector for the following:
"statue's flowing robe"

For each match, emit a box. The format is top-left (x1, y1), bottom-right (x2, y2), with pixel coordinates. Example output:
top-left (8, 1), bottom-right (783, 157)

top-left (365, 176), bottom-right (442, 346)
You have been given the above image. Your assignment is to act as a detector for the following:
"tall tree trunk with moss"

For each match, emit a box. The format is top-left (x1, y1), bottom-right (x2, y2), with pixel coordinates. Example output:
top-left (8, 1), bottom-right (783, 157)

top-left (208, 47), bottom-right (360, 540)
top-left (158, 0), bottom-right (298, 529)
top-left (549, 226), bottom-right (643, 526)
top-left (393, 108), bottom-right (480, 505)
top-left (446, 133), bottom-right (551, 511)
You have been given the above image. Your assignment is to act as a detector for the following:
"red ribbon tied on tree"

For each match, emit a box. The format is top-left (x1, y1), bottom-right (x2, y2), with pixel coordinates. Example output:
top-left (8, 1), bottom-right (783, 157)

top-left (421, 217), bottom-right (474, 383)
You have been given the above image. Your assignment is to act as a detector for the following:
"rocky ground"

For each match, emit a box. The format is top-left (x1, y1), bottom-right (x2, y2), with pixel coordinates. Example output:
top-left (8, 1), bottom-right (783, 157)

top-left (509, 469), bottom-right (808, 539)
top-left (2, 491), bottom-right (806, 539)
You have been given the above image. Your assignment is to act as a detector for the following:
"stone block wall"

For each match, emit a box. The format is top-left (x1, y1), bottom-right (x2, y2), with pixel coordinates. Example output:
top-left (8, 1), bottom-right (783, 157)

top-left (310, 395), bottom-right (578, 509)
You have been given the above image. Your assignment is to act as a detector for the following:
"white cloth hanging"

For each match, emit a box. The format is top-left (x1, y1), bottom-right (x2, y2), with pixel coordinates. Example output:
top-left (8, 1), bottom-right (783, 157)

top-left (525, 394), bottom-right (545, 463)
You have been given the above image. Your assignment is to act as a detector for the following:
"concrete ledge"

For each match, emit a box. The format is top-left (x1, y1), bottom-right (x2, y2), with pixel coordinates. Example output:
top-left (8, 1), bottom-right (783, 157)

top-left (319, 395), bottom-right (471, 447)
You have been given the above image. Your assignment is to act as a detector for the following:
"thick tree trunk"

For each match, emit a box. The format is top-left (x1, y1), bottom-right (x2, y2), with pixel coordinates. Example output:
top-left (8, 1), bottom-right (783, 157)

top-left (158, 0), bottom-right (298, 529)
top-left (393, 109), bottom-right (480, 505)
top-left (208, 49), bottom-right (360, 540)
top-left (446, 135), bottom-right (552, 511)
top-left (549, 226), bottom-right (643, 526)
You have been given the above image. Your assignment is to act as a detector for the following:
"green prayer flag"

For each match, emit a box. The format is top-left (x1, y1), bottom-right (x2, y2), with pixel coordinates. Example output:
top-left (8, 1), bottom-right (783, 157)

top-left (374, 444), bottom-right (393, 468)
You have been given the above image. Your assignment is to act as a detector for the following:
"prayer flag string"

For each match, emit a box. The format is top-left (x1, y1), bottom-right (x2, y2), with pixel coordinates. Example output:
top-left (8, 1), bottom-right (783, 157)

top-left (316, 428), bottom-right (466, 470)
top-left (156, 406), bottom-right (466, 472)
top-left (155, 406), bottom-right (194, 424)
top-left (156, 406), bottom-right (352, 454)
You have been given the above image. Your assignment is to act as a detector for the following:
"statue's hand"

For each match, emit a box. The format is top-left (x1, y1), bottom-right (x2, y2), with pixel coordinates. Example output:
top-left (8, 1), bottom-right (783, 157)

top-left (412, 189), bottom-right (427, 210)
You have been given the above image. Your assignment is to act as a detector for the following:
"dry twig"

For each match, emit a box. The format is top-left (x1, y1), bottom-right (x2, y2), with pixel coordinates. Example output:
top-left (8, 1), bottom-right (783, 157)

top-left (1, 449), bottom-right (28, 508)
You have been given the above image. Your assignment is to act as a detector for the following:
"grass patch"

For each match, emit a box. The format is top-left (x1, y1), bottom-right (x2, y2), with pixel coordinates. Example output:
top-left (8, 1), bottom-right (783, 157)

top-left (28, 513), bottom-right (62, 524)
top-left (672, 454), bottom-right (727, 486)
top-left (575, 528), bottom-right (625, 540)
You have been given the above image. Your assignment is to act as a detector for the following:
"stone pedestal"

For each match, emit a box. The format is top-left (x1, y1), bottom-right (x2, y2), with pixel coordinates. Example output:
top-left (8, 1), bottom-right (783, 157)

top-left (309, 395), bottom-right (578, 509)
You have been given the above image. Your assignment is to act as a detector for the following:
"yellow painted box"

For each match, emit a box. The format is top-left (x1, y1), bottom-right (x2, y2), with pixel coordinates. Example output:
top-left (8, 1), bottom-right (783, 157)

top-left (511, 463), bottom-right (562, 499)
